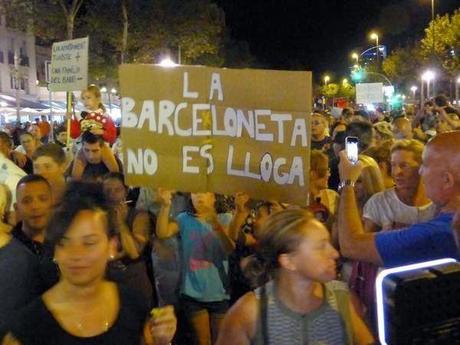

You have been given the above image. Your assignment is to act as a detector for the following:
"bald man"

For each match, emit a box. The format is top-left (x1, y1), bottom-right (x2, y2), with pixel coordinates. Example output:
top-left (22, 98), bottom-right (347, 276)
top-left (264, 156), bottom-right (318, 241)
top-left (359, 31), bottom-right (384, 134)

top-left (337, 131), bottom-right (460, 267)
top-left (393, 117), bottom-right (413, 140)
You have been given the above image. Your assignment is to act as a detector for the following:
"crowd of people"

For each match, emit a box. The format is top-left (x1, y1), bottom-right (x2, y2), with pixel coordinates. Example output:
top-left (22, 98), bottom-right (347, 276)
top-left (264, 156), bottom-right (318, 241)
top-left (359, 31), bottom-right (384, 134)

top-left (0, 84), bottom-right (460, 344)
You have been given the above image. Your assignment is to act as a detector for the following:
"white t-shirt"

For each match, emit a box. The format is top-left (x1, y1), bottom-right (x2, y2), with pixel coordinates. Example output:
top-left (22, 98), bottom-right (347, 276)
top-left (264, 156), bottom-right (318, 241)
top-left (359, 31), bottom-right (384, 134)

top-left (0, 153), bottom-right (26, 211)
top-left (14, 145), bottom-right (26, 154)
top-left (363, 187), bottom-right (437, 231)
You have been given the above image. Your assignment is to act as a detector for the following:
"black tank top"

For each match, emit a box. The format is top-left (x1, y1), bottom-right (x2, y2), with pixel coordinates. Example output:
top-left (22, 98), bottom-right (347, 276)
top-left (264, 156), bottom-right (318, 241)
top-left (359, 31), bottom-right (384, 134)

top-left (7, 284), bottom-right (149, 345)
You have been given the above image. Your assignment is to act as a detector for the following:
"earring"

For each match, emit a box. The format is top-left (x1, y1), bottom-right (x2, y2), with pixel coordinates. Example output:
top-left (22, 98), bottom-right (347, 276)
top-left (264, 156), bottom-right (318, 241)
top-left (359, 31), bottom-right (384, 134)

top-left (52, 257), bottom-right (58, 264)
top-left (109, 254), bottom-right (115, 260)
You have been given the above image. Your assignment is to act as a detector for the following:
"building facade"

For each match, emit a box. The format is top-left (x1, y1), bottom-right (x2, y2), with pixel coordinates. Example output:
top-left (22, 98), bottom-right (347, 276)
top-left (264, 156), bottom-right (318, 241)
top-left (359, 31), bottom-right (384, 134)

top-left (0, 15), bottom-right (38, 98)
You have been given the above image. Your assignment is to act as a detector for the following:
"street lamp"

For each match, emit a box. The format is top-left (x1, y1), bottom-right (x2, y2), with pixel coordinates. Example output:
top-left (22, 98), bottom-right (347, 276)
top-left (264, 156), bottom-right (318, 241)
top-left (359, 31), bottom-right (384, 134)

top-left (370, 32), bottom-right (380, 69)
top-left (430, 0), bottom-right (436, 61)
top-left (370, 32), bottom-right (380, 66)
top-left (410, 86), bottom-right (418, 103)
top-left (158, 57), bottom-right (177, 68)
top-left (455, 76), bottom-right (460, 106)
top-left (351, 52), bottom-right (359, 64)
top-left (421, 70), bottom-right (435, 99)
top-left (324, 75), bottom-right (330, 86)
top-left (13, 52), bottom-right (22, 123)
top-left (342, 78), bottom-right (349, 86)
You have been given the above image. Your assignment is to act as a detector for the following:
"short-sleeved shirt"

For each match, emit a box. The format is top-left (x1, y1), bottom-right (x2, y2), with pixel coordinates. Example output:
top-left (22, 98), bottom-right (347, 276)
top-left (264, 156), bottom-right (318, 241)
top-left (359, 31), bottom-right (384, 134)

top-left (363, 188), bottom-right (437, 230)
top-left (7, 285), bottom-right (149, 345)
top-left (177, 212), bottom-right (232, 302)
top-left (0, 153), bottom-right (26, 211)
top-left (375, 213), bottom-right (459, 267)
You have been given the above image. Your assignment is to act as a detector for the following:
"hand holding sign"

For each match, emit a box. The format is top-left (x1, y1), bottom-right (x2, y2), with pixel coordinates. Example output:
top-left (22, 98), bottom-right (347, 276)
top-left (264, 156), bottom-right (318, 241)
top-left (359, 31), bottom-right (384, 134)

top-left (234, 192), bottom-right (250, 212)
top-left (157, 188), bottom-right (174, 207)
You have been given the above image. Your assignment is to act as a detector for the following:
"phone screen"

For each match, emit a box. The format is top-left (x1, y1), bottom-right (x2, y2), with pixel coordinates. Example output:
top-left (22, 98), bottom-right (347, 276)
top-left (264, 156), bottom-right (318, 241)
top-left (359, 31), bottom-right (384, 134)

top-left (345, 136), bottom-right (359, 164)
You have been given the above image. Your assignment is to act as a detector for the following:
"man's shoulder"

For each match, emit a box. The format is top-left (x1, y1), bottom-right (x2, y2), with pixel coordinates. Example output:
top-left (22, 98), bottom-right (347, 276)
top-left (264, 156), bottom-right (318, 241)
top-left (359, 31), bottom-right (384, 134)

top-left (414, 213), bottom-right (453, 229)
top-left (369, 188), bottom-right (396, 202)
top-left (0, 237), bottom-right (39, 267)
top-left (377, 213), bottom-right (453, 241)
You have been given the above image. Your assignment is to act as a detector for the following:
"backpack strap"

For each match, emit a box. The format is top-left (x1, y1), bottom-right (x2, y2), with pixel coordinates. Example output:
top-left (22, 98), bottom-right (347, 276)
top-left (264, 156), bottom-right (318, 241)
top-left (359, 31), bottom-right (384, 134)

top-left (259, 284), bottom-right (269, 345)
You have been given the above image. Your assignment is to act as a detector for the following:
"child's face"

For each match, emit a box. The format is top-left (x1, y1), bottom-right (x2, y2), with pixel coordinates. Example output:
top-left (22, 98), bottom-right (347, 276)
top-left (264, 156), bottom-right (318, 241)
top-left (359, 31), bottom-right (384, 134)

top-left (82, 91), bottom-right (100, 111)
top-left (57, 131), bottom-right (67, 145)
top-left (33, 156), bottom-right (66, 182)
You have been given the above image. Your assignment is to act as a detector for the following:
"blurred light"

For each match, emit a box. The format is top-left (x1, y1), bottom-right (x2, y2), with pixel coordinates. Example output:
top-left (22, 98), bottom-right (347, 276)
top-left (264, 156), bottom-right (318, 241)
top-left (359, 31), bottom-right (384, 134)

top-left (370, 32), bottom-right (379, 41)
top-left (390, 94), bottom-right (403, 109)
top-left (324, 75), bottom-right (330, 83)
top-left (410, 86), bottom-right (418, 92)
top-left (351, 67), bottom-right (365, 82)
top-left (110, 88), bottom-right (117, 94)
top-left (457, 76), bottom-right (460, 84)
top-left (366, 103), bottom-right (376, 111)
top-left (383, 86), bottom-right (395, 98)
top-left (342, 78), bottom-right (349, 85)
top-left (158, 57), bottom-right (177, 68)
top-left (402, 95), bottom-right (406, 100)
top-left (421, 70), bottom-right (435, 81)
top-left (351, 52), bottom-right (359, 60)
top-left (0, 101), bottom-right (7, 107)
top-left (100, 86), bottom-right (107, 93)
top-left (376, 258), bottom-right (457, 345)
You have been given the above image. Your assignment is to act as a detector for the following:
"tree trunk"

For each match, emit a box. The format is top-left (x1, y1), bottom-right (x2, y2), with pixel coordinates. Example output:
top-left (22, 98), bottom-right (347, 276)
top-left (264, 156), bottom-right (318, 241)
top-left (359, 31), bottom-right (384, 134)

top-left (121, 0), bottom-right (129, 64)
top-left (67, 15), bottom-right (74, 39)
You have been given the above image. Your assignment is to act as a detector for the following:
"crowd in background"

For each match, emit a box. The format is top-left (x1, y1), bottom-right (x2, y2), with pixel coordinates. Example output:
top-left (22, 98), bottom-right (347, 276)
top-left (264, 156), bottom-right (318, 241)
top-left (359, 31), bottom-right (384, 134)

top-left (0, 85), bottom-right (460, 344)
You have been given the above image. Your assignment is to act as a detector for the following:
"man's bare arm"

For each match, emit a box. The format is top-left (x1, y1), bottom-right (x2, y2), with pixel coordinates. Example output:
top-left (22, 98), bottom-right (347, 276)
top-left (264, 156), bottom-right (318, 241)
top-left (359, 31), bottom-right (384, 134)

top-left (337, 151), bottom-right (383, 265)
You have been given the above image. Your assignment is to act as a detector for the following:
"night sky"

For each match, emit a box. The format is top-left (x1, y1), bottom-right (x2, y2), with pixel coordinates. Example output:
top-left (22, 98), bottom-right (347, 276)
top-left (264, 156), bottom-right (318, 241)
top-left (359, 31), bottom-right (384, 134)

top-left (218, 0), bottom-right (459, 80)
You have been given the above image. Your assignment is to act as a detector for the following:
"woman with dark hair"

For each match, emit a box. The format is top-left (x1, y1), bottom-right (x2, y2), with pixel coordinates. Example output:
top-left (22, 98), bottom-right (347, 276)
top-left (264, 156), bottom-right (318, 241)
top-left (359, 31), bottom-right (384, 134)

top-left (2, 182), bottom-right (176, 345)
top-left (156, 189), bottom-right (235, 345)
top-left (102, 172), bottom-right (154, 304)
top-left (216, 208), bottom-right (373, 345)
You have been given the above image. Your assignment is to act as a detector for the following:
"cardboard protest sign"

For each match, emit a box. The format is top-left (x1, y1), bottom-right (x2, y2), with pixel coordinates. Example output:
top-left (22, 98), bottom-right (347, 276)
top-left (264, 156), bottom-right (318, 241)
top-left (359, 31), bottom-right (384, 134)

top-left (49, 37), bottom-right (88, 92)
top-left (356, 82), bottom-right (384, 104)
top-left (119, 64), bottom-right (311, 205)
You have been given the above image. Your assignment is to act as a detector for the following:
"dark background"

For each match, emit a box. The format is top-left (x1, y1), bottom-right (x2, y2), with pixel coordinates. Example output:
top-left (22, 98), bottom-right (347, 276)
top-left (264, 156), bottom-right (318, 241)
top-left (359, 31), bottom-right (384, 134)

top-left (217, 0), bottom-right (459, 79)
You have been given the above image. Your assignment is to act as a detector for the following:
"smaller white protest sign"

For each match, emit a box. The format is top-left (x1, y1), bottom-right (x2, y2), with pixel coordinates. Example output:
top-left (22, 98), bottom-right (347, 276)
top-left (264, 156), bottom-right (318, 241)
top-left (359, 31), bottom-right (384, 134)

top-left (356, 82), bottom-right (384, 104)
top-left (49, 37), bottom-right (88, 92)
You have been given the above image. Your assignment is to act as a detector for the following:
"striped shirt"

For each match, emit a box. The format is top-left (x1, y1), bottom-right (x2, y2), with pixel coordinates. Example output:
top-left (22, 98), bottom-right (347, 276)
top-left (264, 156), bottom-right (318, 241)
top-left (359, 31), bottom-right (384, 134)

top-left (252, 280), bottom-right (354, 345)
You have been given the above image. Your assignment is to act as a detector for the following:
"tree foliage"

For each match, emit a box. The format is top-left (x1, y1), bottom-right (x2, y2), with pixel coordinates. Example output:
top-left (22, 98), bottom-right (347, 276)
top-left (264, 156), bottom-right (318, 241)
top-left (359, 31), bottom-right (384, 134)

top-left (1, 0), bottom-right (256, 83)
top-left (420, 9), bottom-right (460, 76)
top-left (321, 83), bottom-right (339, 98)
top-left (382, 45), bottom-right (424, 85)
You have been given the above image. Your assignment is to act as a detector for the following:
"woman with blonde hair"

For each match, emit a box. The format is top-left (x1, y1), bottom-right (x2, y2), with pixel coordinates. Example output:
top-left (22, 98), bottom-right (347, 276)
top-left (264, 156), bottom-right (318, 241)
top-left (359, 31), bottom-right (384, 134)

top-left (309, 150), bottom-right (339, 226)
top-left (353, 155), bottom-right (385, 209)
top-left (216, 208), bottom-right (373, 345)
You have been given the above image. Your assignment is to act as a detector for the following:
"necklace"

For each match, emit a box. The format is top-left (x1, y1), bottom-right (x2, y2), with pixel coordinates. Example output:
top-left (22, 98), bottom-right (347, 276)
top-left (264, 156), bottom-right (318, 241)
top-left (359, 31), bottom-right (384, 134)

top-left (75, 318), bottom-right (110, 336)
top-left (74, 306), bottom-right (110, 337)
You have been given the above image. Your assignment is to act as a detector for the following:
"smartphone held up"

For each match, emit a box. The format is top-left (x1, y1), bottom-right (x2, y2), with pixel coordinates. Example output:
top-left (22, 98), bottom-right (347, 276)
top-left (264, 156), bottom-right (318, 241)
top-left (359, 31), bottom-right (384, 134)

top-left (345, 136), bottom-right (359, 164)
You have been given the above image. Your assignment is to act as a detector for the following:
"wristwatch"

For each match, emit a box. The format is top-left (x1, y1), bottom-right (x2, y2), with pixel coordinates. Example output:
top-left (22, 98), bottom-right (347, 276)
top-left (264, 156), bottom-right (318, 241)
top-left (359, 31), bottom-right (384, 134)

top-left (338, 179), bottom-right (355, 191)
